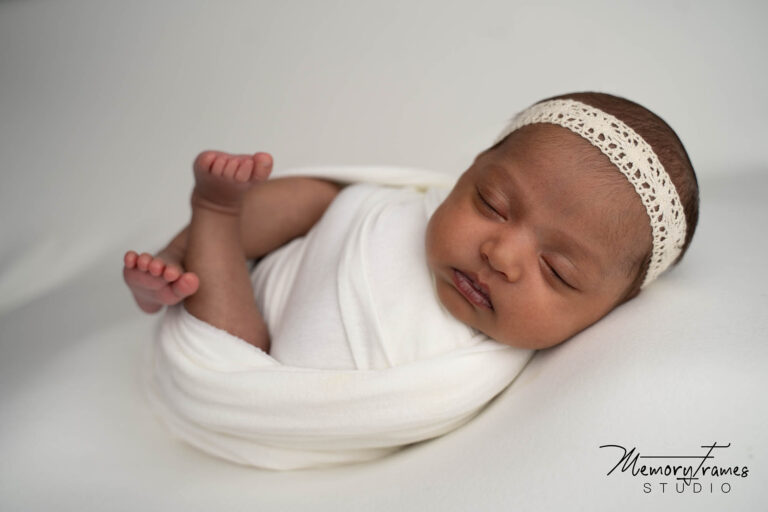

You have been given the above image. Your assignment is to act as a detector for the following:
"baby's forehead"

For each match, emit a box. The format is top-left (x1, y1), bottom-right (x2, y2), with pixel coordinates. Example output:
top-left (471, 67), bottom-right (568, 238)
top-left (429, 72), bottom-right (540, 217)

top-left (496, 125), bottom-right (639, 201)
top-left (486, 128), bottom-right (630, 197)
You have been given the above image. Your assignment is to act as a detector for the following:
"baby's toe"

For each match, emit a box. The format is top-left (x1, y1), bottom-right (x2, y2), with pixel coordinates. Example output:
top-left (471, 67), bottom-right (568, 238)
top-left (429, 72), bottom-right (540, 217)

top-left (148, 257), bottom-right (166, 277)
top-left (234, 158), bottom-right (254, 183)
top-left (211, 155), bottom-right (229, 176)
top-left (137, 252), bottom-right (153, 271)
top-left (172, 273), bottom-right (199, 298)
top-left (124, 250), bottom-right (138, 268)
top-left (253, 152), bottom-right (273, 180)
top-left (162, 263), bottom-right (182, 282)
top-left (223, 157), bottom-right (241, 179)
top-left (194, 151), bottom-right (218, 173)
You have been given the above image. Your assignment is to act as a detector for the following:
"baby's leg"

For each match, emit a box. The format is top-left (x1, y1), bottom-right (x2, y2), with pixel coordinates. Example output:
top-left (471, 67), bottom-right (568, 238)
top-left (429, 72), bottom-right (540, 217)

top-left (123, 153), bottom-right (339, 315)
top-left (181, 151), bottom-right (271, 351)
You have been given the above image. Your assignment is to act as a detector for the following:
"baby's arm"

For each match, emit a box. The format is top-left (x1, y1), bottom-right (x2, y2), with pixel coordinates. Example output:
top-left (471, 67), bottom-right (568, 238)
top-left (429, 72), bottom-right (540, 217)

top-left (241, 176), bottom-right (343, 257)
top-left (164, 176), bottom-right (342, 263)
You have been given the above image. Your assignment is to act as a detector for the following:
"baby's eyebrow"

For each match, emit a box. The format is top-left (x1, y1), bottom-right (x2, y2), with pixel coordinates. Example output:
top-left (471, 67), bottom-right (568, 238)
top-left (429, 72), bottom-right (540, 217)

top-left (487, 165), bottom-right (519, 194)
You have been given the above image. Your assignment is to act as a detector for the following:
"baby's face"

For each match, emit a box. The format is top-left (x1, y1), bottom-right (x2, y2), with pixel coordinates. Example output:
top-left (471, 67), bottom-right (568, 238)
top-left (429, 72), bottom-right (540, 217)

top-left (425, 124), bottom-right (651, 349)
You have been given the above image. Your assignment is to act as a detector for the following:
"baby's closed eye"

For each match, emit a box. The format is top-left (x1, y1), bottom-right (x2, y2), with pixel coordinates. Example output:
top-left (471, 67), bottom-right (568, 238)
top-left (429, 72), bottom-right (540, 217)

top-left (540, 256), bottom-right (576, 290)
top-left (475, 186), bottom-right (506, 220)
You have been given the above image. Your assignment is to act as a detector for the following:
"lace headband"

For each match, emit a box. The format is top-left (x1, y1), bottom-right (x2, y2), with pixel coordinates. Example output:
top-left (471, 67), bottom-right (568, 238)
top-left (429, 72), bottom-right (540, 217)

top-left (493, 99), bottom-right (686, 288)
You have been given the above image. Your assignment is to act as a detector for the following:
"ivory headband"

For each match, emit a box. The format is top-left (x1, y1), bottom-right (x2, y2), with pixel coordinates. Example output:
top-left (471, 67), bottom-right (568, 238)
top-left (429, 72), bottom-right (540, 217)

top-left (493, 99), bottom-right (687, 288)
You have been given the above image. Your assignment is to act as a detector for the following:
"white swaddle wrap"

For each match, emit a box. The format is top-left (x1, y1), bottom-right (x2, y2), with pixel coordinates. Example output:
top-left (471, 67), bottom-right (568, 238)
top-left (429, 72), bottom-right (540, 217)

top-left (144, 166), bottom-right (534, 470)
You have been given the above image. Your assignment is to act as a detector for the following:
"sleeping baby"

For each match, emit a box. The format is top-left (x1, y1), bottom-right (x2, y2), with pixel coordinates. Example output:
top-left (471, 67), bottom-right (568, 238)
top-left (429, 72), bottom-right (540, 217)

top-left (123, 92), bottom-right (699, 469)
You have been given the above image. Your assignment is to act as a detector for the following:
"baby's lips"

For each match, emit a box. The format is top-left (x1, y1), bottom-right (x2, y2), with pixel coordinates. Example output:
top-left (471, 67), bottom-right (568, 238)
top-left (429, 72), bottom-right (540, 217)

top-left (453, 269), bottom-right (494, 310)
top-left (464, 270), bottom-right (491, 298)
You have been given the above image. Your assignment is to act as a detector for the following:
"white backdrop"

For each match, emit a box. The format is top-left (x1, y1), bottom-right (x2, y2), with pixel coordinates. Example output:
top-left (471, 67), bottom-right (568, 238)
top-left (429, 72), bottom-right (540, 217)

top-left (1, 0), bottom-right (766, 309)
top-left (1, 1), bottom-right (766, 510)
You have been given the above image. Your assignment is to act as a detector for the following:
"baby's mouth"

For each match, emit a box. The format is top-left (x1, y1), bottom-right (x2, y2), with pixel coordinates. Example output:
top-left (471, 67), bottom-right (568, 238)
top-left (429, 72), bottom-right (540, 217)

top-left (452, 269), bottom-right (493, 310)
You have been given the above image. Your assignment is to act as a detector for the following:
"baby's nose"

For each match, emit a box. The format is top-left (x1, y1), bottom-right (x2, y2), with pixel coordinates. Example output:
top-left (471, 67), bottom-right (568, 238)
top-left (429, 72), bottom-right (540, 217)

top-left (480, 230), bottom-right (531, 283)
top-left (480, 224), bottom-right (538, 283)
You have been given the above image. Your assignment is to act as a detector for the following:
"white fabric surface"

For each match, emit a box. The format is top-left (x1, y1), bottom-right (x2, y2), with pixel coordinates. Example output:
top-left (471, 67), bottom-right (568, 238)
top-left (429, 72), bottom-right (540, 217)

top-left (251, 179), bottom-right (463, 370)
top-left (146, 172), bottom-right (533, 470)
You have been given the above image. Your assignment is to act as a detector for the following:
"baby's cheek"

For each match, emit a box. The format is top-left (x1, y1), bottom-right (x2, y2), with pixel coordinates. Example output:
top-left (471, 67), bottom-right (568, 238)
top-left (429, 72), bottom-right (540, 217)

top-left (435, 282), bottom-right (475, 328)
top-left (492, 301), bottom-right (560, 349)
top-left (425, 209), bottom-right (451, 262)
top-left (491, 318), bottom-right (522, 347)
top-left (424, 218), bottom-right (440, 266)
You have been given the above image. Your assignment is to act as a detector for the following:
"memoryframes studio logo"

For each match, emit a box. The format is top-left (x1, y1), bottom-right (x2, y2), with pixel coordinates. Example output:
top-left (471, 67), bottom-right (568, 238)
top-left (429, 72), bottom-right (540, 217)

top-left (599, 442), bottom-right (749, 495)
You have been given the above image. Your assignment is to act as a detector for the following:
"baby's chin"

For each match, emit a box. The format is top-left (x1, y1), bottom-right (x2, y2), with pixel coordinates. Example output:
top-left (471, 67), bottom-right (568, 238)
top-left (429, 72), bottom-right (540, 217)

top-left (469, 321), bottom-right (568, 351)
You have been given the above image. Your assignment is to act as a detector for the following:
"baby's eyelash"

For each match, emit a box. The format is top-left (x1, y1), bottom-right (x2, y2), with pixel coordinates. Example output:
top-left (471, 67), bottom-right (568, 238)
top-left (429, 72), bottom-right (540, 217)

top-left (476, 187), bottom-right (502, 217)
top-left (544, 259), bottom-right (575, 290)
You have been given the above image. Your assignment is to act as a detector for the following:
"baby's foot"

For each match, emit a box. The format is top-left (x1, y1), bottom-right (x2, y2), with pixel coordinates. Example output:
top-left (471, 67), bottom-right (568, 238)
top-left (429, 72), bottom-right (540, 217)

top-left (191, 151), bottom-right (273, 215)
top-left (123, 250), bottom-right (199, 313)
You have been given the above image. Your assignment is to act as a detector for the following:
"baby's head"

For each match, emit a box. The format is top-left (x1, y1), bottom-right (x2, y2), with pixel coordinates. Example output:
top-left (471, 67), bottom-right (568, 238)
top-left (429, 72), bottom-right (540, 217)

top-left (426, 92), bottom-right (699, 350)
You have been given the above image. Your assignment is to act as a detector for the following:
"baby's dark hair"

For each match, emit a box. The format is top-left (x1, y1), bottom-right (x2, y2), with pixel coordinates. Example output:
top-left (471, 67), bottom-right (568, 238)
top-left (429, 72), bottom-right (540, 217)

top-left (492, 92), bottom-right (700, 302)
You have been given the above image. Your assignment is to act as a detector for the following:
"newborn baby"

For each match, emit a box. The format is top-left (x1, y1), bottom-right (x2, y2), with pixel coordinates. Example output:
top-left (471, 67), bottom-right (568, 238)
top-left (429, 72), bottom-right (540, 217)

top-left (124, 91), bottom-right (699, 468)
